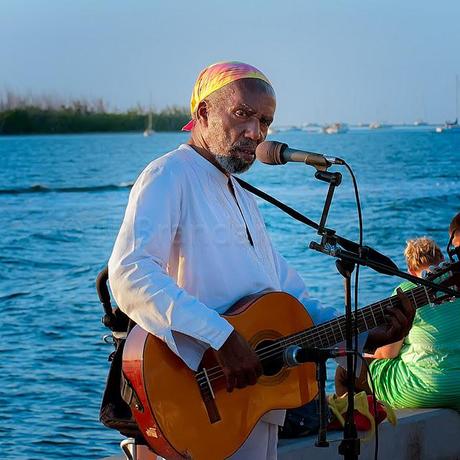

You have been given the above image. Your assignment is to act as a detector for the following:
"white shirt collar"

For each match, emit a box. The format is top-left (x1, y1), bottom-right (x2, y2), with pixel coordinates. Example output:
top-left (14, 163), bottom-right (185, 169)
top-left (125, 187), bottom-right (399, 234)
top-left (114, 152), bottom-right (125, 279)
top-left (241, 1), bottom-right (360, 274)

top-left (179, 144), bottom-right (230, 185)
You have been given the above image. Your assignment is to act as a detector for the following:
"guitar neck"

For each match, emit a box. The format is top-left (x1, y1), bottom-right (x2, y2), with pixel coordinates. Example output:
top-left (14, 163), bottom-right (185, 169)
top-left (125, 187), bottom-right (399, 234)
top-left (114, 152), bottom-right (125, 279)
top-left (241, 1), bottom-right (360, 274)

top-left (283, 284), bottom-right (431, 350)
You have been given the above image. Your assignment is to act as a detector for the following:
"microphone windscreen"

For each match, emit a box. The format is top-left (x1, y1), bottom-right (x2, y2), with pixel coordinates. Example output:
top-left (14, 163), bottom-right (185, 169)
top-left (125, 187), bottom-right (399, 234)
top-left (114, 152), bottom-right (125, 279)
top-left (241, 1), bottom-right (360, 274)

top-left (256, 141), bottom-right (287, 165)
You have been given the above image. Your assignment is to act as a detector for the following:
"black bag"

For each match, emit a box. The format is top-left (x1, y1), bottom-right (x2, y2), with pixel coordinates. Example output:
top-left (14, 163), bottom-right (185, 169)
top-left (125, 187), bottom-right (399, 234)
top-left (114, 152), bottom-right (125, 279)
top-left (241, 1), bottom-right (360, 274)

top-left (97, 267), bottom-right (143, 440)
top-left (99, 338), bottom-right (142, 438)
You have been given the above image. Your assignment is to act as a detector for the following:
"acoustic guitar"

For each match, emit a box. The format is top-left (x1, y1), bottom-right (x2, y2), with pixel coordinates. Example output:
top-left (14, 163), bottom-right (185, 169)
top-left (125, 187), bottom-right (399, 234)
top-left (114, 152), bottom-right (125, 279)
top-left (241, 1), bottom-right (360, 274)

top-left (122, 262), bottom-right (459, 459)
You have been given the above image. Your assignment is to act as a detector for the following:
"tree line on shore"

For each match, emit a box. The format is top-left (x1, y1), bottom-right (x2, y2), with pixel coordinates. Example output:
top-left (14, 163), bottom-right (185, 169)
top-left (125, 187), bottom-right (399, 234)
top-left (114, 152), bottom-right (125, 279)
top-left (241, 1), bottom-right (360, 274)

top-left (0, 92), bottom-right (190, 134)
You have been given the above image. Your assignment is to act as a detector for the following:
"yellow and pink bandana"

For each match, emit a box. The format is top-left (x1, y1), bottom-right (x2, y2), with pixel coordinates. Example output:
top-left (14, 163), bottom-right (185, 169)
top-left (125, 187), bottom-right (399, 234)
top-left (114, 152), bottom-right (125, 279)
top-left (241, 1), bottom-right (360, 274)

top-left (182, 61), bottom-right (273, 131)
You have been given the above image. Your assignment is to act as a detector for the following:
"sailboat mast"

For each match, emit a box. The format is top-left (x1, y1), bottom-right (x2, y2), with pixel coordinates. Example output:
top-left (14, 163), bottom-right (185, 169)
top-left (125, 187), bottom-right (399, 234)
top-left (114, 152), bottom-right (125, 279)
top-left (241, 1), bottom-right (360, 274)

top-left (456, 74), bottom-right (459, 121)
top-left (143, 92), bottom-right (154, 136)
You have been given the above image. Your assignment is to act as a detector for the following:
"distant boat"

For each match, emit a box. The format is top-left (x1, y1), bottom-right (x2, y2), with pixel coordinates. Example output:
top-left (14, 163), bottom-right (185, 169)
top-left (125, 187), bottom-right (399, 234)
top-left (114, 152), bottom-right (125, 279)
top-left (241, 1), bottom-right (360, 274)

top-left (301, 123), bottom-right (321, 133)
top-left (435, 118), bottom-right (459, 133)
top-left (436, 75), bottom-right (460, 133)
top-left (322, 122), bottom-right (349, 134)
top-left (144, 111), bottom-right (154, 137)
top-left (414, 119), bottom-right (428, 126)
top-left (369, 122), bottom-right (392, 129)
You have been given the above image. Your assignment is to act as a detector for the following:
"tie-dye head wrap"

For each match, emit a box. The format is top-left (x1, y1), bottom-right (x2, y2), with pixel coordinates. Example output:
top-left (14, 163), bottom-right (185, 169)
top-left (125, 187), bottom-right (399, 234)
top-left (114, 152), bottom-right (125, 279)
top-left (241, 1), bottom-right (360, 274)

top-left (182, 61), bottom-right (273, 131)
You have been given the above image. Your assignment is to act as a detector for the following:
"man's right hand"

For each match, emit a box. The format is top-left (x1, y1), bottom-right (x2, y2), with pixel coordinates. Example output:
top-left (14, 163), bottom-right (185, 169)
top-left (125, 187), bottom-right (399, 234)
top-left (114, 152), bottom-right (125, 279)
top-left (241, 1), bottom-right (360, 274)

top-left (214, 330), bottom-right (263, 393)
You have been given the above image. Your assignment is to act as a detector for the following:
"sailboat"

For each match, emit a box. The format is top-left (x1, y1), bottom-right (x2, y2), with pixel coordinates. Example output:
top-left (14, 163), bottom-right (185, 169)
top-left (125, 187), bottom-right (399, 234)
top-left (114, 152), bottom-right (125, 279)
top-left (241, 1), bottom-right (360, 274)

top-left (143, 111), bottom-right (154, 137)
top-left (322, 122), bottom-right (349, 134)
top-left (436, 76), bottom-right (460, 133)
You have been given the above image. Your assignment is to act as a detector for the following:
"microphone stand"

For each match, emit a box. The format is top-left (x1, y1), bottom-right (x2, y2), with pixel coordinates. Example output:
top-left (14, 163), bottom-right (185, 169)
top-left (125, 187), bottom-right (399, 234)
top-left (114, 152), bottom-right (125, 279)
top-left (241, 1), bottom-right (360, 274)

top-left (236, 168), bottom-right (458, 459)
top-left (308, 168), bottom-right (458, 460)
top-left (312, 170), bottom-right (360, 460)
top-left (285, 346), bottom-right (348, 448)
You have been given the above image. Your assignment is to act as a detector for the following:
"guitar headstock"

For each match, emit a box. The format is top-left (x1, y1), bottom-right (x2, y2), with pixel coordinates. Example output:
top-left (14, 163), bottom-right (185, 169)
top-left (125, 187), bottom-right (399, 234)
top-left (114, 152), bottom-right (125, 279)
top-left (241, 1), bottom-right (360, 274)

top-left (425, 261), bottom-right (460, 304)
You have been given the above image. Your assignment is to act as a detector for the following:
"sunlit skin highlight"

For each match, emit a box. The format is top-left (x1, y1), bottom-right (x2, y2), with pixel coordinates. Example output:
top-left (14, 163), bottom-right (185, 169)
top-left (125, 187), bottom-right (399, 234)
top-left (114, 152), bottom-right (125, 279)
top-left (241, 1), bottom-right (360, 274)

top-left (452, 232), bottom-right (460, 248)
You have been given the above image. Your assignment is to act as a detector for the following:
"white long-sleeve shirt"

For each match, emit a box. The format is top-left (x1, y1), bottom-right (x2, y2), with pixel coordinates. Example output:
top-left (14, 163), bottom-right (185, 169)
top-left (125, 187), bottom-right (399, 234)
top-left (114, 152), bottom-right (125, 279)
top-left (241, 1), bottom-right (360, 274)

top-left (108, 144), bottom-right (338, 424)
top-left (109, 144), bottom-right (335, 424)
top-left (109, 143), bottom-right (336, 364)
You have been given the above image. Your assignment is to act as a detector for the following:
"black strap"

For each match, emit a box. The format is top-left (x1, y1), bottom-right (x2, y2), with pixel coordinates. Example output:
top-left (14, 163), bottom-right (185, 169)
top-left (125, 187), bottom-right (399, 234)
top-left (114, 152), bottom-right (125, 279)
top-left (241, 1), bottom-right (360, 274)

top-left (233, 176), bottom-right (398, 272)
top-left (233, 176), bottom-right (319, 230)
top-left (227, 178), bottom-right (254, 246)
top-left (120, 372), bottom-right (143, 413)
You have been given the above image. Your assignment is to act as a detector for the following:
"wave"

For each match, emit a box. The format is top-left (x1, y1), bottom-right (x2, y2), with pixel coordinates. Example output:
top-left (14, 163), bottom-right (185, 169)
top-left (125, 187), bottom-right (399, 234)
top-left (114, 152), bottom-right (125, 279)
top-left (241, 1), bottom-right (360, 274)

top-left (0, 291), bottom-right (30, 301)
top-left (0, 182), bottom-right (133, 195)
top-left (386, 192), bottom-right (460, 211)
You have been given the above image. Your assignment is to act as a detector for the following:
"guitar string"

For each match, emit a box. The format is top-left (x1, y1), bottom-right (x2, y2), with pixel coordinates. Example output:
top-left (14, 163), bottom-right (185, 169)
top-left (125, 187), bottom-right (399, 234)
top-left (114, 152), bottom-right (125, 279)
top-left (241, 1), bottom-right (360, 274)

top-left (195, 289), bottom-right (431, 386)
top-left (196, 289), bottom-right (431, 385)
top-left (196, 268), bottom-right (457, 394)
top-left (196, 294), bottom-right (428, 387)
top-left (197, 288), bottom-right (430, 383)
top-left (199, 271), bottom-right (458, 393)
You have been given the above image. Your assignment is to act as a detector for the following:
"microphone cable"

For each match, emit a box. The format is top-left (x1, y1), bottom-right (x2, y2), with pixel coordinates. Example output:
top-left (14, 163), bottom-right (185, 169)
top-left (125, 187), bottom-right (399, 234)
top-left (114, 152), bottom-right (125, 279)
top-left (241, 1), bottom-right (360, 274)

top-left (342, 162), bottom-right (363, 382)
top-left (343, 161), bottom-right (381, 460)
top-left (342, 160), bottom-right (366, 447)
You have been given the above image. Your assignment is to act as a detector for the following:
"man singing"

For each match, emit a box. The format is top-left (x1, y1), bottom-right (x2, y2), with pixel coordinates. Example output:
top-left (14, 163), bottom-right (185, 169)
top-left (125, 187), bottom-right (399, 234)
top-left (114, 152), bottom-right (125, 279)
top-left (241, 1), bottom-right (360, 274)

top-left (109, 61), bottom-right (414, 459)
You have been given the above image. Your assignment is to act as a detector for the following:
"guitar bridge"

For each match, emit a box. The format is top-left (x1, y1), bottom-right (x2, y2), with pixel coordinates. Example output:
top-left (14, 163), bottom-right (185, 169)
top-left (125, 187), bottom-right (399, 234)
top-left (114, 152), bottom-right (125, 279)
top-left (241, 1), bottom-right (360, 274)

top-left (197, 368), bottom-right (221, 424)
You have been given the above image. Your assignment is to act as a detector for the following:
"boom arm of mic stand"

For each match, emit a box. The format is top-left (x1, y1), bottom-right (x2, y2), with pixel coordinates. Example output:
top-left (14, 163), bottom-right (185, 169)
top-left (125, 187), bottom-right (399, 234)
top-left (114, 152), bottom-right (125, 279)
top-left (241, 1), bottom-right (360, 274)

top-left (238, 174), bottom-right (457, 296)
top-left (235, 176), bottom-right (400, 276)
top-left (310, 242), bottom-right (459, 298)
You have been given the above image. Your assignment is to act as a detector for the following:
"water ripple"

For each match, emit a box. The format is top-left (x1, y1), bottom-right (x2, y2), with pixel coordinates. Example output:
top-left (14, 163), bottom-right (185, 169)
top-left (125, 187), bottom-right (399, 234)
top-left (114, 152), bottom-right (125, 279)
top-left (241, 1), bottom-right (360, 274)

top-left (0, 182), bottom-right (133, 195)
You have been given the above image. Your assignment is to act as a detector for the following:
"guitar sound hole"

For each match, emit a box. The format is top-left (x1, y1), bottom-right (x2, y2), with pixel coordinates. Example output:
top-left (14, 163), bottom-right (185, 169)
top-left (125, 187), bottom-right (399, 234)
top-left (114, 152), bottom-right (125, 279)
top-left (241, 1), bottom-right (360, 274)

top-left (255, 340), bottom-right (284, 376)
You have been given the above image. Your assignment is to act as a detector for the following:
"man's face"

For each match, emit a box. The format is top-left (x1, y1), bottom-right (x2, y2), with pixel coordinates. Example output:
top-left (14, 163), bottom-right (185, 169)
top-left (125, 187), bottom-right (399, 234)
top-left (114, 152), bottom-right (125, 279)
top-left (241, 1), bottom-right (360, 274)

top-left (203, 80), bottom-right (276, 174)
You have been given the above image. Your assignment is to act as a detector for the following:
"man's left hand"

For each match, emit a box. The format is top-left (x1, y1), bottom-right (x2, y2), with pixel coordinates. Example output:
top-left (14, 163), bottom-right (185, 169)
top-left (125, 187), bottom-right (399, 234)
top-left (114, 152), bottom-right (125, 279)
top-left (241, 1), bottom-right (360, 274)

top-left (365, 288), bottom-right (415, 351)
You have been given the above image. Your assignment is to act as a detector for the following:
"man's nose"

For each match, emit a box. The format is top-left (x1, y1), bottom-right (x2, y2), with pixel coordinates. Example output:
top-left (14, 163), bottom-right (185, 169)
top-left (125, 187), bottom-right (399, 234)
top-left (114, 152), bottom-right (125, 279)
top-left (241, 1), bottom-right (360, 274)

top-left (245, 119), bottom-right (262, 142)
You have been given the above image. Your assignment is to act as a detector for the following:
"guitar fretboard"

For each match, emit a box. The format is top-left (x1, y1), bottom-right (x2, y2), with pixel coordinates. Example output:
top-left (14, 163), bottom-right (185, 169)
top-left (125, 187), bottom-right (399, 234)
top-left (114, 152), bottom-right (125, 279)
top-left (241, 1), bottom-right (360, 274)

top-left (279, 284), bottom-right (431, 350)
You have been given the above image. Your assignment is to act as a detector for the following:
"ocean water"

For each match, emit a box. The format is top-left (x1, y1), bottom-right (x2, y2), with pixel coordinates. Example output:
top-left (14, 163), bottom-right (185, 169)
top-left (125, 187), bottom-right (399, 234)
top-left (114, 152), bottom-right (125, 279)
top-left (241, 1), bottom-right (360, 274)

top-left (0, 129), bottom-right (458, 459)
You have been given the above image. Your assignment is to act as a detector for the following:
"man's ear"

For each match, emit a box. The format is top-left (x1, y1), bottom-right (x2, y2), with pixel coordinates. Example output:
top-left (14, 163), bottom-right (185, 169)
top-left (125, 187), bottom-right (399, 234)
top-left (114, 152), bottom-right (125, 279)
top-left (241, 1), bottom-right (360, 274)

top-left (196, 100), bottom-right (209, 127)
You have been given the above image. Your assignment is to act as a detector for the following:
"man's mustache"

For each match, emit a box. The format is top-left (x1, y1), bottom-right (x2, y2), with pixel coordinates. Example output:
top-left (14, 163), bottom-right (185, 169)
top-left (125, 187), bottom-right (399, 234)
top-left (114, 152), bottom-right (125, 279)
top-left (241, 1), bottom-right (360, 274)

top-left (231, 141), bottom-right (257, 152)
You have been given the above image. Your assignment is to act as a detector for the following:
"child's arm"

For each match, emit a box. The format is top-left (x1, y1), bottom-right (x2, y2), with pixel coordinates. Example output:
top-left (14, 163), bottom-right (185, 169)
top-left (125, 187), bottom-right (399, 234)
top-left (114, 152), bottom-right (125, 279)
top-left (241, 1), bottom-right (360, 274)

top-left (373, 339), bottom-right (405, 359)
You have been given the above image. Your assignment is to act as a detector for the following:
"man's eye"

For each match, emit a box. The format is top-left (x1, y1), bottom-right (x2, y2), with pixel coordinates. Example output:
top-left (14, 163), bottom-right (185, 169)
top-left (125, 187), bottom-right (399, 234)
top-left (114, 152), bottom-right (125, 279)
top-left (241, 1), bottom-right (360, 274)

top-left (235, 109), bottom-right (247, 117)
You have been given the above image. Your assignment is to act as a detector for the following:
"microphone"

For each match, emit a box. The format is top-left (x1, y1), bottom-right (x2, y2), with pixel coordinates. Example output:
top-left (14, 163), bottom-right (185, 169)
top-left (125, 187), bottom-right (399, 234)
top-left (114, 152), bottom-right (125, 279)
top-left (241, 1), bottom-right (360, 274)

top-left (283, 345), bottom-right (354, 367)
top-left (256, 141), bottom-right (344, 170)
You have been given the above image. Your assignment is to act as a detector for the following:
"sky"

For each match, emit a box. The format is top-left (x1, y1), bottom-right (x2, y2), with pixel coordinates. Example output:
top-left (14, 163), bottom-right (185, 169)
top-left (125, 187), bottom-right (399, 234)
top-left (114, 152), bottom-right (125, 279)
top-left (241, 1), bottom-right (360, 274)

top-left (1, 0), bottom-right (460, 125)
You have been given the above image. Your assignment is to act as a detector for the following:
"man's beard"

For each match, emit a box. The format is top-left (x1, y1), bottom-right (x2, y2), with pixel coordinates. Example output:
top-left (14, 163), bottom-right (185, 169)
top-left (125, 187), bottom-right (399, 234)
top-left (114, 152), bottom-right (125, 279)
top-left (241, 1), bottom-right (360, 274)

top-left (213, 141), bottom-right (257, 174)
top-left (214, 153), bottom-right (253, 174)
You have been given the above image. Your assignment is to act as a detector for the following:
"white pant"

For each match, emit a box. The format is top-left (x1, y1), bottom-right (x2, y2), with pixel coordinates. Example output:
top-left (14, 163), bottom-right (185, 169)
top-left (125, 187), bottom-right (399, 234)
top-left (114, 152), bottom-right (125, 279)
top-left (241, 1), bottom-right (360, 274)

top-left (156, 420), bottom-right (278, 460)
top-left (228, 420), bottom-right (278, 460)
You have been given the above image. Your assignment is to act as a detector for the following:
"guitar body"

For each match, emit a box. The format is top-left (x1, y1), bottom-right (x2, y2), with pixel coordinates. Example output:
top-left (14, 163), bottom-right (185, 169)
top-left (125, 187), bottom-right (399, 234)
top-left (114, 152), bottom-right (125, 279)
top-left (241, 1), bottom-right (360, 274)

top-left (121, 261), bottom-right (460, 459)
top-left (122, 291), bottom-right (318, 459)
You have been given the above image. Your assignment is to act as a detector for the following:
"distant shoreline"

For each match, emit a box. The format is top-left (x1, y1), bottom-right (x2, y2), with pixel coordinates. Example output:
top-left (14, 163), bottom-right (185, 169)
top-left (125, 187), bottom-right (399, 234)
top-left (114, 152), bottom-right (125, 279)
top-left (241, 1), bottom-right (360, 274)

top-left (0, 107), bottom-right (189, 135)
top-left (0, 129), bottom-right (187, 137)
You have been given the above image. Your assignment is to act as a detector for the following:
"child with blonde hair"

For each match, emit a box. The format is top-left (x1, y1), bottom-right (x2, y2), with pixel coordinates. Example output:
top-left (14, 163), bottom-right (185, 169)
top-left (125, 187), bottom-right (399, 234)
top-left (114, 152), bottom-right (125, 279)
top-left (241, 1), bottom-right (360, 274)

top-left (336, 220), bottom-right (460, 411)
top-left (404, 237), bottom-right (444, 277)
top-left (367, 233), bottom-right (460, 410)
top-left (373, 237), bottom-right (444, 359)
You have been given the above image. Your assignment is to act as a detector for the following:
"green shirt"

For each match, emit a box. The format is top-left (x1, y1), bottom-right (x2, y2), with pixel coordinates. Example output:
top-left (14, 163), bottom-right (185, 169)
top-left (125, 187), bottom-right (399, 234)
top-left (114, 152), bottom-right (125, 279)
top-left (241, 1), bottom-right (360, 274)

top-left (370, 280), bottom-right (460, 410)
